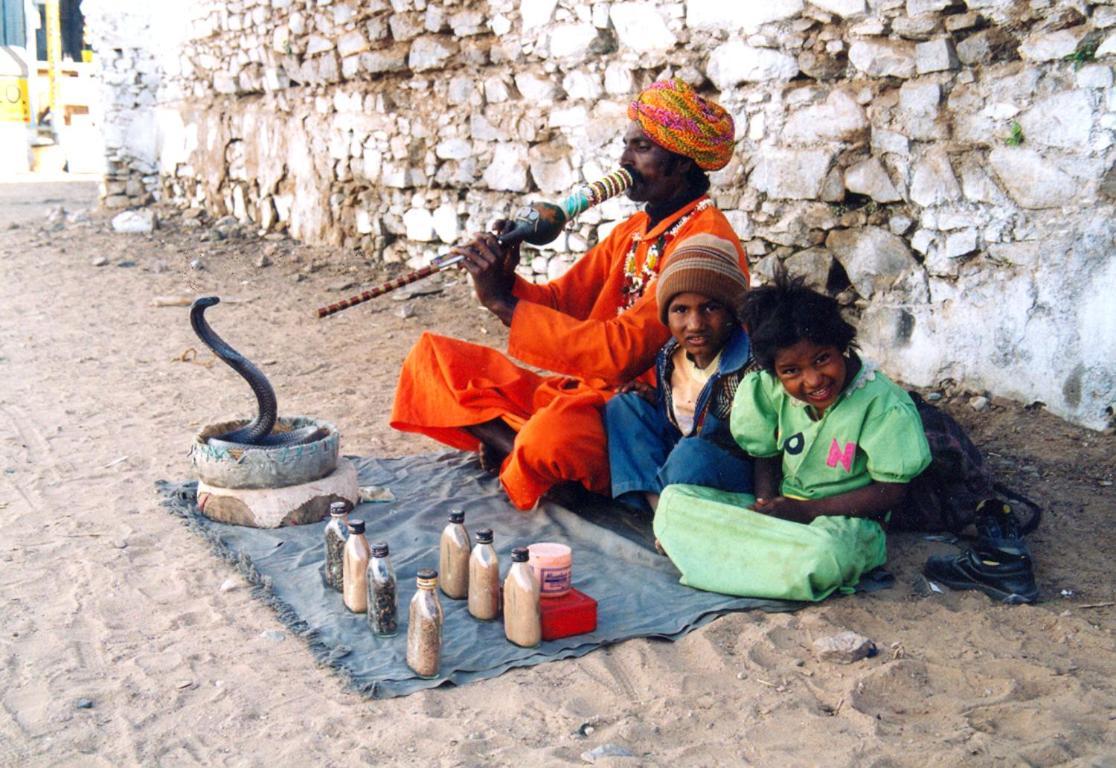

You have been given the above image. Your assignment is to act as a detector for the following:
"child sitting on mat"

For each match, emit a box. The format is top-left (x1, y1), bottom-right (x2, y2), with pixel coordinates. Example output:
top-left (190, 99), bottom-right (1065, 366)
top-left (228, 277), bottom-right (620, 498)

top-left (653, 271), bottom-right (932, 601)
top-left (605, 233), bottom-right (754, 513)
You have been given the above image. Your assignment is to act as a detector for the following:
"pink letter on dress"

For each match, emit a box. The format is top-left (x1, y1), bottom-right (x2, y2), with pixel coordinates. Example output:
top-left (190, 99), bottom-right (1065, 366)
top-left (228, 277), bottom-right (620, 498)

top-left (827, 439), bottom-right (856, 472)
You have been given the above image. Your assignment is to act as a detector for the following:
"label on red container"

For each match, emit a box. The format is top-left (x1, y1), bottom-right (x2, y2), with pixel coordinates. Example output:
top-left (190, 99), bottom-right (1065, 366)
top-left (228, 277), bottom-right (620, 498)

top-left (538, 564), bottom-right (571, 595)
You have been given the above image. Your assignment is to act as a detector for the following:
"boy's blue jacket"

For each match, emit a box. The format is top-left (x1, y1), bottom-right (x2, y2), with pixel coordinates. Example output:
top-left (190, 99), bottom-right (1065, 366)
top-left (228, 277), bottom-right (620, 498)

top-left (654, 326), bottom-right (752, 446)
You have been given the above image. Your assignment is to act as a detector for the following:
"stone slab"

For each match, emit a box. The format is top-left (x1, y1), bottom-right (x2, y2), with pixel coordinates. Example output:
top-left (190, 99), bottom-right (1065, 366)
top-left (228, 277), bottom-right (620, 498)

top-left (197, 458), bottom-right (359, 528)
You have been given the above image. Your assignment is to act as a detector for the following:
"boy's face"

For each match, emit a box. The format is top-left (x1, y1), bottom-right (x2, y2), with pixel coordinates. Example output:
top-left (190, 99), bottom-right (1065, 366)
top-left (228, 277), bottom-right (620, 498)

top-left (666, 292), bottom-right (735, 369)
top-left (773, 339), bottom-right (848, 416)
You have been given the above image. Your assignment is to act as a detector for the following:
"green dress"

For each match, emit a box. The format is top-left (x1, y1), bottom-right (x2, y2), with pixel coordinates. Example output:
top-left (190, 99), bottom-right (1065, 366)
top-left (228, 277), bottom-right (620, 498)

top-left (654, 362), bottom-right (931, 601)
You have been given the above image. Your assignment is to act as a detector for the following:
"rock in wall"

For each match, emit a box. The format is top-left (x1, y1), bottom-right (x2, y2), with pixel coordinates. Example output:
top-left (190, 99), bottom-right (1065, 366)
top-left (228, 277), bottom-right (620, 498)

top-left (85, 0), bottom-right (1116, 431)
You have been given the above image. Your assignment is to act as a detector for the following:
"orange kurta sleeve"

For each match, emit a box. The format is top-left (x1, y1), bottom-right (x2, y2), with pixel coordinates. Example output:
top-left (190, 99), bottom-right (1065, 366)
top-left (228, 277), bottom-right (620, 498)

top-left (506, 200), bottom-right (748, 387)
top-left (510, 224), bottom-right (628, 320)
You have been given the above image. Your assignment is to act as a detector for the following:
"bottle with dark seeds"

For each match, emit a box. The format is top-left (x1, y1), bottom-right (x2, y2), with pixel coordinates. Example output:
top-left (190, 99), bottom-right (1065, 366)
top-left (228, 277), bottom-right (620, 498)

top-left (366, 542), bottom-right (397, 636)
top-left (323, 501), bottom-right (350, 591)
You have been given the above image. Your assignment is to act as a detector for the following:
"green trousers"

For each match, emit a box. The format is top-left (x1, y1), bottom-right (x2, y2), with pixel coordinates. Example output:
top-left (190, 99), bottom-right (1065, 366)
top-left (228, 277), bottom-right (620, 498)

top-left (654, 484), bottom-right (887, 602)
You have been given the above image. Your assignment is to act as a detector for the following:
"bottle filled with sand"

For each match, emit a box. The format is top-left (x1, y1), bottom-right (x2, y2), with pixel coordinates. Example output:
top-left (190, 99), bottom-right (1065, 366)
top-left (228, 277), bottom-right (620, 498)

top-left (467, 528), bottom-right (500, 621)
top-left (342, 520), bottom-right (372, 613)
top-left (438, 508), bottom-right (470, 599)
top-left (407, 568), bottom-right (444, 678)
top-left (503, 547), bottom-right (541, 648)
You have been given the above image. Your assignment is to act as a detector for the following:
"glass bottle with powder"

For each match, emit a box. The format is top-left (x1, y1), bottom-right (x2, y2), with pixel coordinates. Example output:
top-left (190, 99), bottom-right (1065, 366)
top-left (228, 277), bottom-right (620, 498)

top-left (438, 509), bottom-right (470, 600)
top-left (323, 501), bottom-right (350, 592)
top-left (467, 529), bottom-right (501, 621)
top-left (503, 547), bottom-right (541, 648)
top-left (407, 568), bottom-right (444, 679)
top-left (342, 520), bottom-right (372, 613)
top-left (366, 542), bottom-right (397, 636)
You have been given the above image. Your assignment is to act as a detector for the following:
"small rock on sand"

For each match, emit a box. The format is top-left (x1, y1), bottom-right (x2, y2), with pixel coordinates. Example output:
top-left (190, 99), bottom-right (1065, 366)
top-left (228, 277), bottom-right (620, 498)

top-left (111, 209), bottom-right (156, 234)
top-left (91, 256), bottom-right (108, 267)
top-left (812, 630), bottom-right (877, 664)
top-left (970, 395), bottom-right (990, 411)
top-left (581, 744), bottom-right (635, 763)
top-left (219, 578), bottom-right (239, 593)
top-left (75, 698), bottom-right (94, 709)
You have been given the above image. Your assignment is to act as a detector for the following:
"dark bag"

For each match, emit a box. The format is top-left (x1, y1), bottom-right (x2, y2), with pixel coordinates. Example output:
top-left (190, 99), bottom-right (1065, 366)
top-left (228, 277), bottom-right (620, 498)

top-left (892, 392), bottom-right (1040, 533)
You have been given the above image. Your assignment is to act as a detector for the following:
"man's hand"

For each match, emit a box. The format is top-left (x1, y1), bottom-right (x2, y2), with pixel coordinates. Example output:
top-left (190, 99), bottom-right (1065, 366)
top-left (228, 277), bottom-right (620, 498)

top-left (453, 222), bottom-right (522, 326)
top-left (751, 496), bottom-right (815, 525)
top-left (617, 379), bottom-right (657, 403)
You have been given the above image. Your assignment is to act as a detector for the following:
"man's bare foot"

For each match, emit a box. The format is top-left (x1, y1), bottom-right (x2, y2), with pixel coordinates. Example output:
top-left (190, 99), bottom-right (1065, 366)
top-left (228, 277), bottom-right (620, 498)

top-left (468, 419), bottom-right (516, 475)
top-left (477, 443), bottom-right (506, 474)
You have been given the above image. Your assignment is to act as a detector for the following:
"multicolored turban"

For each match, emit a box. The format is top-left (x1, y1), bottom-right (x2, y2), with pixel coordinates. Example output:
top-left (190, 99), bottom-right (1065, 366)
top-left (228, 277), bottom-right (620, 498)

top-left (628, 80), bottom-right (735, 172)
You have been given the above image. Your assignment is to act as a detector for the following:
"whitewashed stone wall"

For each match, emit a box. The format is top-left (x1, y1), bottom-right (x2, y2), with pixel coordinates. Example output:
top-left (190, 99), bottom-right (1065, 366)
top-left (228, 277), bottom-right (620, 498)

top-left (82, 0), bottom-right (192, 207)
top-left (86, 0), bottom-right (1116, 431)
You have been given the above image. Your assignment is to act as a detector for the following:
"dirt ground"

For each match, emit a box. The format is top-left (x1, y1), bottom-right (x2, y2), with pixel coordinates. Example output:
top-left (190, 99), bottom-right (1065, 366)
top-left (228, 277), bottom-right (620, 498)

top-left (1, 176), bottom-right (1114, 767)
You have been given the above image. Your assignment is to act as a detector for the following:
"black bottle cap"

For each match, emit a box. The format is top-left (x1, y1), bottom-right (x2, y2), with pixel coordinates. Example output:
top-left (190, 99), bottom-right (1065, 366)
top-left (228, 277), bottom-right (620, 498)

top-left (475, 528), bottom-right (494, 544)
top-left (417, 567), bottom-right (437, 580)
top-left (371, 542), bottom-right (389, 557)
top-left (511, 547), bottom-right (529, 562)
top-left (448, 509), bottom-right (465, 523)
top-left (329, 501), bottom-right (348, 514)
top-left (347, 520), bottom-right (365, 534)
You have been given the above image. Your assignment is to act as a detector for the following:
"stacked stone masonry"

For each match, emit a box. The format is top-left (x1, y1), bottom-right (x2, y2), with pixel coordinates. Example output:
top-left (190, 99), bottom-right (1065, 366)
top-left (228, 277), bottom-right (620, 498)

top-left (85, 0), bottom-right (1116, 430)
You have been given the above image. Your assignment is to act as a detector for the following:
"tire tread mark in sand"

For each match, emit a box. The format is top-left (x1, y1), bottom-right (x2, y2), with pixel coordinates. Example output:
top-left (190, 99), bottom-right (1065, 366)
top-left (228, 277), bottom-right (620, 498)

top-left (1, 404), bottom-right (72, 484)
top-left (601, 650), bottom-right (640, 702)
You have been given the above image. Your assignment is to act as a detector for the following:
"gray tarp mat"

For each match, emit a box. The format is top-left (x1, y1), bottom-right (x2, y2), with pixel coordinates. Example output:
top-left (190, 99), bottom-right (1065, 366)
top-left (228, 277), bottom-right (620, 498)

top-left (157, 451), bottom-right (806, 698)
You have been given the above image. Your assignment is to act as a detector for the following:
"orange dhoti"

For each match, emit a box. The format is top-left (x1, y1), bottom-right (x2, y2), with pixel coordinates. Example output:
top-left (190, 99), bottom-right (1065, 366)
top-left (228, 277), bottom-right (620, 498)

top-left (389, 198), bottom-right (747, 511)
top-left (390, 332), bottom-right (612, 510)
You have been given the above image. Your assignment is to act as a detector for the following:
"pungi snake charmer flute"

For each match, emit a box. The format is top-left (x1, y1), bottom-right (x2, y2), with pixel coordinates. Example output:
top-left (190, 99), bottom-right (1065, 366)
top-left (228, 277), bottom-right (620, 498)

top-left (315, 168), bottom-right (633, 319)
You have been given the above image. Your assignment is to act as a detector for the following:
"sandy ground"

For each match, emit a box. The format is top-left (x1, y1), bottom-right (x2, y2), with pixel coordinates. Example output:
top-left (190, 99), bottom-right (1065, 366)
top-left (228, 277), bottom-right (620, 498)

top-left (1, 177), bottom-right (1114, 767)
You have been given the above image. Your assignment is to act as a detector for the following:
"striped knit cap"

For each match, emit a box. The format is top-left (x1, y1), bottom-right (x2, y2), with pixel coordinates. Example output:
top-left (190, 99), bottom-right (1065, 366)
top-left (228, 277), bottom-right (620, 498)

top-left (628, 80), bottom-right (735, 171)
top-left (656, 234), bottom-right (749, 324)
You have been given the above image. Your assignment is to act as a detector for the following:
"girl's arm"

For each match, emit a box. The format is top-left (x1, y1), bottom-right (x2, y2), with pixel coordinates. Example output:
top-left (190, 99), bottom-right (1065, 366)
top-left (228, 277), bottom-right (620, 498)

top-left (752, 456), bottom-right (781, 501)
top-left (752, 481), bottom-right (908, 525)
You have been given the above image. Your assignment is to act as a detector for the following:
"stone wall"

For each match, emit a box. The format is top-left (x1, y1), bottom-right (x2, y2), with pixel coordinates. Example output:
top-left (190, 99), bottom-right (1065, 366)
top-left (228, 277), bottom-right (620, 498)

top-left (82, 0), bottom-right (192, 207)
top-left (88, 0), bottom-right (1116, 430)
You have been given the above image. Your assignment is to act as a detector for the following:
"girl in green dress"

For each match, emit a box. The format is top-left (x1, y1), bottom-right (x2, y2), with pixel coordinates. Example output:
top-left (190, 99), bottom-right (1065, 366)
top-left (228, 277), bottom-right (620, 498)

top-left (654, 273), bottom-right (932, 600)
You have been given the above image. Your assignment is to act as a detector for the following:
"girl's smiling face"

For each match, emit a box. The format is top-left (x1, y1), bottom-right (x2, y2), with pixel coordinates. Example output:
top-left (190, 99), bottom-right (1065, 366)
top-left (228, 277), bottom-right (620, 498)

top-left (773, 339), bottom-right (849, 416)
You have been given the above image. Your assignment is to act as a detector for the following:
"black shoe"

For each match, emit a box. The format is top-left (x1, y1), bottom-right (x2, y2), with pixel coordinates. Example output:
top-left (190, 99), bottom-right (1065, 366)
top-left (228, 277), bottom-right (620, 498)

top-left (990, 484), bottom-right (1042, 535)
top-left (974, 499), bottom-right (1031, 560)
top-left (923, 548), bottom-right (1039, 604)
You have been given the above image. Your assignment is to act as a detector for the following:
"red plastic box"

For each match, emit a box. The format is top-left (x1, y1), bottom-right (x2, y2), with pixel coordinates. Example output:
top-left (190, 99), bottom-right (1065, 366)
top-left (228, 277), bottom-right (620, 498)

top-left (540, 587), bottom-right (598, 641)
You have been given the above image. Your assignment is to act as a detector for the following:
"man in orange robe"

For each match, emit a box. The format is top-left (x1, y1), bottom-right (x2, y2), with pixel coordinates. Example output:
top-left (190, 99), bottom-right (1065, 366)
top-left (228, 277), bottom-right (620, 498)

top-left (391, 80), bottom-right (749, 510)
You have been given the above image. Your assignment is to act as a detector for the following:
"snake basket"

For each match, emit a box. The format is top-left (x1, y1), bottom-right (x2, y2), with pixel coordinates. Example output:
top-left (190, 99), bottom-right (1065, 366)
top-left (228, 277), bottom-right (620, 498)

top-left (191, 416), bottom-right (340, 490)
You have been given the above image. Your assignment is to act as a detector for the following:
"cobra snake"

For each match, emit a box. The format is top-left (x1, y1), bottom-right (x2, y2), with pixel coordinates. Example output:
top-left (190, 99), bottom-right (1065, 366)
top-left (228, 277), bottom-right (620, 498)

top-left (190, 296), bottom-right (326, 450)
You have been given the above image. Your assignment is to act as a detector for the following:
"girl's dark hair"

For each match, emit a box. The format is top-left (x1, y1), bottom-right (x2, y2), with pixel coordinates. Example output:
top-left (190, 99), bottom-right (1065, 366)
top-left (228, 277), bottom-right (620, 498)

top-left (738, 268), bottom-right (857, 373)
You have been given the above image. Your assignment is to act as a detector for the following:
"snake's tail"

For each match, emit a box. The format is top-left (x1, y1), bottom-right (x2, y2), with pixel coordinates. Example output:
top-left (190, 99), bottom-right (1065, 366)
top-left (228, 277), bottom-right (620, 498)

top-left (189, 296), bottom-right (278, 443)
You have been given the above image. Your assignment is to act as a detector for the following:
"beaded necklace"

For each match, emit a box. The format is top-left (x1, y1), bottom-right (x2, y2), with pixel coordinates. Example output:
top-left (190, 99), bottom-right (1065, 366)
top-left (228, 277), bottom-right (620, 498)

top-left (618, 197), bottom-right (713, 314)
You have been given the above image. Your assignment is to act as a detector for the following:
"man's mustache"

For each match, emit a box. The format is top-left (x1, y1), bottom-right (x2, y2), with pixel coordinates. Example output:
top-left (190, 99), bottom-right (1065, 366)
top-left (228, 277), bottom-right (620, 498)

top-left (621, 165), bottom-right (643, 185)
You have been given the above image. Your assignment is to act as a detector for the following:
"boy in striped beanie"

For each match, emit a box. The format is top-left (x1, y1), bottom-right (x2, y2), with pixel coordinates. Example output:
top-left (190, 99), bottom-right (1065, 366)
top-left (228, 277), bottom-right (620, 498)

top-left (605, 234), bottom-right (754, 513)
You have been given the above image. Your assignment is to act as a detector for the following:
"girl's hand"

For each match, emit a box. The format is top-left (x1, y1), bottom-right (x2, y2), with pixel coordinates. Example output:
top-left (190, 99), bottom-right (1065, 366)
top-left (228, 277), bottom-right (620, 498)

top-left (618, 380), bottom-right (656, 403)
top-left (751, 496), bottom-right (814, 525)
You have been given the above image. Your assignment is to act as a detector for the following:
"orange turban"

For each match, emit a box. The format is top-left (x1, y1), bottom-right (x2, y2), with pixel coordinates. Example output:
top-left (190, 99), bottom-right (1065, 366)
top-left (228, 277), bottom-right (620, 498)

top-left (628, 80), bottom-right (735, 172)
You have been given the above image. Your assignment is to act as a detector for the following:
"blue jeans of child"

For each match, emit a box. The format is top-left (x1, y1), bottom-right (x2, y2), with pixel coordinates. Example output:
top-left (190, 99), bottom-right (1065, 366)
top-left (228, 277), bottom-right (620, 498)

top-left (606, 392), bottom-right (754, 512)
